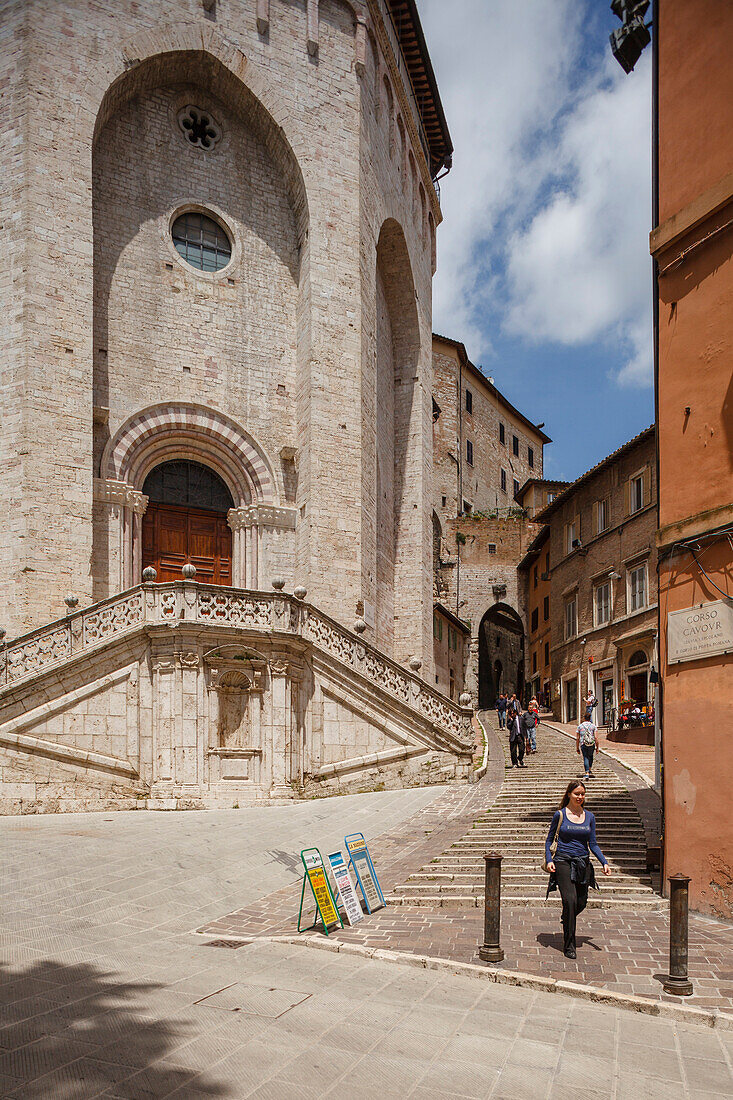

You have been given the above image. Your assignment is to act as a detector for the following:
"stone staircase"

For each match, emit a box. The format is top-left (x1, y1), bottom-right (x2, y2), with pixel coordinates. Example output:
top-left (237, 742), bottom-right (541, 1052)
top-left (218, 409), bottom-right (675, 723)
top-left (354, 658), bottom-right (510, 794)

top-left (389, 720), bottom-right (663, 909)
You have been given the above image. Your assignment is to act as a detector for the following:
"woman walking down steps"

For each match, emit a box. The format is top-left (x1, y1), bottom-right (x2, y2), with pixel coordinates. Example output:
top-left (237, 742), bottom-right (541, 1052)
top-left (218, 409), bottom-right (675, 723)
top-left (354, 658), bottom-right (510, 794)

top-left (545, 780), bottom-right (611, 958)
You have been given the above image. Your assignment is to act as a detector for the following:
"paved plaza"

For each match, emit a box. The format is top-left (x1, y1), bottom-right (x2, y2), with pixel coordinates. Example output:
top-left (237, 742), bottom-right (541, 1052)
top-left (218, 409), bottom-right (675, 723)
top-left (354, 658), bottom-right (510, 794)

top-left (2, 772), bottom-right (733, 1097)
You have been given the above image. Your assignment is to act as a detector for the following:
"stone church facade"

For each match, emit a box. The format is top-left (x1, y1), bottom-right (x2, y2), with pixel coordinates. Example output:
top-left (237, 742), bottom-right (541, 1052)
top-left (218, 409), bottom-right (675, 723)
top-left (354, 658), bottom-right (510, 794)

top-left (0, 0), bottom-right (475, 812)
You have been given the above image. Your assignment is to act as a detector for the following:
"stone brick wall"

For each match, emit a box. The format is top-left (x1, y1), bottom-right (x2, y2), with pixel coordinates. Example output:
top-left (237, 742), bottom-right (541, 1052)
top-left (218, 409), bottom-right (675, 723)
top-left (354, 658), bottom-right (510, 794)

top-left (432, 336), bottom-right (545, 518)
top-left (438, 513), bottom-right (541, 704)
top-left (1, 0), bottom-right (441, 683)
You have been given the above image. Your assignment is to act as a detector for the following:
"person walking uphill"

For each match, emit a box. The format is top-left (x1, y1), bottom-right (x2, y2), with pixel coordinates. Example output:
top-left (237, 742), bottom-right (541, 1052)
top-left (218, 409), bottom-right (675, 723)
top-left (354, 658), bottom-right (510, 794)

top-left (577, 716), bottom-right (600, 778)
top-left (545, 781), bottom-right (611, 958)
top-left (507, 707), bottom-right (525, 767)
top-left (496, 693), bottom-right (508, 730)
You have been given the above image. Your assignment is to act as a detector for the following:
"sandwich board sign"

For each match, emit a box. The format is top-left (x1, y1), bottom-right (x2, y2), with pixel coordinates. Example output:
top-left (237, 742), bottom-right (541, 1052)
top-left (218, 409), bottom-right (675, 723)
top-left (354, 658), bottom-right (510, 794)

top-left (344, 832), bottom-right (385, 913)
top-left (298, 848), bottom-right (343, 935)
top-left (327, 851), bottom-right (364, 925)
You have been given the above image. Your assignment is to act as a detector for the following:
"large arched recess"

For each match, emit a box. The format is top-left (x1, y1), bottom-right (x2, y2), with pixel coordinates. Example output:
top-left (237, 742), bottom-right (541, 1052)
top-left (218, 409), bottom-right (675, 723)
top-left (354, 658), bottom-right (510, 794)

top-left (90, 44), bottom-right (311, 600)
top-left (91, 47), bottom-right (309, 411)
top-left (478, 603), bottom-right (525, 709)
top-left (373, 219), bottom-right (421, 656)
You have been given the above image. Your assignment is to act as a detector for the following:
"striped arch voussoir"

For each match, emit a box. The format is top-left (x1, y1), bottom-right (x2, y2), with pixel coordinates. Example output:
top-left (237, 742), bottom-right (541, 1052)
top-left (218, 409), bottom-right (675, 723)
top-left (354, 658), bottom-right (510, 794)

top-left (102, 404), bottom-right (276, 507)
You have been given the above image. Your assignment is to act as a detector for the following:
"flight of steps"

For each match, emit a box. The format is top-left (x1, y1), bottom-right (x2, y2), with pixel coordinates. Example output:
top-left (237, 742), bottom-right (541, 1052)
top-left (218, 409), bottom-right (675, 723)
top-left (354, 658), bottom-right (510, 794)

top-left (389, 721), bottom-right (663, 910)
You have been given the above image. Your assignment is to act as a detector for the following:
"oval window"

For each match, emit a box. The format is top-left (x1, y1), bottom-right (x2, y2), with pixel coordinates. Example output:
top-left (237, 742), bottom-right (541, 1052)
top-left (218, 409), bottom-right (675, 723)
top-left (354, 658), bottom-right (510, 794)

top-left (171, 212), bottom-right (232, 272)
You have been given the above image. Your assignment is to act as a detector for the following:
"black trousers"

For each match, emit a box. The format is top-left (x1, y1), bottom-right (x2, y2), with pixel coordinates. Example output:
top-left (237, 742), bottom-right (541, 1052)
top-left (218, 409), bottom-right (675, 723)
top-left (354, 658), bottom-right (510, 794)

top-left (555, 859), bottom-right (589, 952)
top-left (509, 736), bottom-right (525, 765)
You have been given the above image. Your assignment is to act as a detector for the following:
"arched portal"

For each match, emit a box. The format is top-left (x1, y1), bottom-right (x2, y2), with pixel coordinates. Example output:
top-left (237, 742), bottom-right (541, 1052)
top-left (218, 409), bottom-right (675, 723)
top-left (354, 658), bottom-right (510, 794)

top-left (142, 460), bottom-right (234, 584)
top-left (478, 603), bottom-right (524, 709)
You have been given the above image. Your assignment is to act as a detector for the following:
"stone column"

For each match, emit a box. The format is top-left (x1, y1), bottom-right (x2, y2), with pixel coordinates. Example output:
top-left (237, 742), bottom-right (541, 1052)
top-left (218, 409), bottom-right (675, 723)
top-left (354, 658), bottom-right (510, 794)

top-left (227, 507), bottom-right (250, 588)
top-left (268, 657), bottom-right (294, 798)
top-left (93, 479), bottom-right (148, 594)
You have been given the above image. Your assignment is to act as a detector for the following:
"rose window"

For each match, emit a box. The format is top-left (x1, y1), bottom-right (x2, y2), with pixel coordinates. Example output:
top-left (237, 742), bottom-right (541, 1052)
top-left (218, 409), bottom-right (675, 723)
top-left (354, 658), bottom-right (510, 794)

top-left (177, 106), bottom-right (222, 150)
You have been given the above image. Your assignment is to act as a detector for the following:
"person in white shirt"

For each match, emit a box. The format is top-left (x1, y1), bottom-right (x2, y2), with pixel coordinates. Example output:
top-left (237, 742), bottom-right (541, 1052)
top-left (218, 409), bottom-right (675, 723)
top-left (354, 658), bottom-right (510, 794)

top-left (576, 718), bottom-right (599, 778)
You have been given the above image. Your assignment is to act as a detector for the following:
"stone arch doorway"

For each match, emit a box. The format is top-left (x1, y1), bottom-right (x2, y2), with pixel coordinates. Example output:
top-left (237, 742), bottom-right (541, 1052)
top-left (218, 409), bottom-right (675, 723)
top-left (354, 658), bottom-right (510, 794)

top-left (142, 460), bottom-right (234, 584)
top-left (478, 603), bottom-right (524, 709)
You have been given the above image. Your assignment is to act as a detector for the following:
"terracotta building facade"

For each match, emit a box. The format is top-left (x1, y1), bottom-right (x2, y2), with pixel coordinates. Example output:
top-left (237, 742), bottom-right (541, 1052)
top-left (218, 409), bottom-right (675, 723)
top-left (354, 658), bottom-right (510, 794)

top-left (652, 0), bottom-right (733, 917)
top-left (518, 527), bottom-right (552, 708)
top-left (534, 429), bottom-right (658, 732)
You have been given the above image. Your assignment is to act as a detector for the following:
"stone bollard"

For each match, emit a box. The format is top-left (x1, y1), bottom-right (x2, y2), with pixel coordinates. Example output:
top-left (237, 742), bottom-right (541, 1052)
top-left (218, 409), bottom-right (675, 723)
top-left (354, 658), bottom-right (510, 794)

top-left (662, 873), bottom-right (694, 996)
top-left (478, 852), bottom-right (504, 962)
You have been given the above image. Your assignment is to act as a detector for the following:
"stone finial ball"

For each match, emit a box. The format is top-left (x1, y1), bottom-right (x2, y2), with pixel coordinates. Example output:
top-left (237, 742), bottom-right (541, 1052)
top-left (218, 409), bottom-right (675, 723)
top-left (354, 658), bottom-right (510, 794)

top-left (408, 656), bottom-right (422, 672)
top-left (271, 578), bottom-right (286, 591)
top-left (459, 692), bottom-right (473, 708)
top-left (64, 594), bottom-right (79, 609)
top-left (293, 585), bottom-right (307, 600)
top-left (182, 563), bottom-right (197, 580)
top-left (142, 566), bottom-right (157, 582)
top-left (353, 617), bottom-right (367, 634)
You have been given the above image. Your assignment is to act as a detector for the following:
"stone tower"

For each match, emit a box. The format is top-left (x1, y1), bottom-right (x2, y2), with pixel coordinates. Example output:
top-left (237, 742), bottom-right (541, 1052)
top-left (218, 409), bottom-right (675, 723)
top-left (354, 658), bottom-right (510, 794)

top-left (0, 0), bottom-right (450, 672)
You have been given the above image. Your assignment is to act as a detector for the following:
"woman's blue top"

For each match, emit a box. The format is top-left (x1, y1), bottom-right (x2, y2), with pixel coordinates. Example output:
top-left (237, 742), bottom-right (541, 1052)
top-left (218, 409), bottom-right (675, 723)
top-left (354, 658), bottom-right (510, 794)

top-left (545, 808), bottom-right (606, 865)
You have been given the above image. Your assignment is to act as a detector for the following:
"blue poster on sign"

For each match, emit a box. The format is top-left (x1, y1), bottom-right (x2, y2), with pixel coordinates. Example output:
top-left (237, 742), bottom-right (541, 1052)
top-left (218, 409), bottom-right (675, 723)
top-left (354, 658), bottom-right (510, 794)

top-left (344, 832), bottom-right (385, 913)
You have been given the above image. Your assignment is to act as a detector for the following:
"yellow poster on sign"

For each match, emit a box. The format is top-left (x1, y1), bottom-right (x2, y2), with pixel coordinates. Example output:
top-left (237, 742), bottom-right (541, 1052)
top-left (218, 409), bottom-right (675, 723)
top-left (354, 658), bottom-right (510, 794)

top-left (307, 866), bottom-right (339, 927)
top-left (298, 848), bottom-right (344, 935)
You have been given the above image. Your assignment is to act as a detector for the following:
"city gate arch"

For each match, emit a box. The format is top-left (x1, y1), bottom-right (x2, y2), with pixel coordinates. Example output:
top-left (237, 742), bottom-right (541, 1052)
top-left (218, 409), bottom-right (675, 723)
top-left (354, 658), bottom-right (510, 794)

top-left (477, 603), bottom-right (525, 709)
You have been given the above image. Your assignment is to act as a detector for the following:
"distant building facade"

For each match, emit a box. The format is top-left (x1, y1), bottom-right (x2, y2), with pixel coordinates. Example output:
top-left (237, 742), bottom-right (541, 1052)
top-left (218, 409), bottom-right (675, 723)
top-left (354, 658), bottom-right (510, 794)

top-left (518, 526), bottom-right (552, 708)
top-left (653, 0), bottom-right (733, 917)
top-left (516, 479), bottom-right (569, 520)
top-left (534, 429), bottom-right (657, 731)
top-left (431, 334), bottom-right (547, 708)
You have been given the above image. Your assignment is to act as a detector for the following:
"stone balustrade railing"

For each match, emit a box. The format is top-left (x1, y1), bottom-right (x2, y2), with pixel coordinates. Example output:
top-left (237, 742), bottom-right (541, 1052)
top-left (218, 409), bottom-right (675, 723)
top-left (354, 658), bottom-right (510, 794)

top-left (0, 583), bottom-right (473, 750)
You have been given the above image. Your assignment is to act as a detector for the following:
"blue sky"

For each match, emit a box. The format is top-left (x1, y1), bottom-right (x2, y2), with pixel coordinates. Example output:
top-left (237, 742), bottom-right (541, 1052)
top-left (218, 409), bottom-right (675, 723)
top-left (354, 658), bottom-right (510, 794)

top-left (420, 0), bottom-right (654, 482)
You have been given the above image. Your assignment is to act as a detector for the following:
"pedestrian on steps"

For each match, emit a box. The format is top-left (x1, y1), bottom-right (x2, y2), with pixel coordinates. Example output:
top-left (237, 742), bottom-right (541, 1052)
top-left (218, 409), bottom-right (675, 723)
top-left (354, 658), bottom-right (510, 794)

top-left (545, 780), bottom-right (611, 958)
top-left (496, 693), bottom-right (508, 730)
top-left (576, 716), bottom-right (599, 778)
top-left (521, 707), bottom-right (538, 754)
top-left (507, 707), bottom-right (525, 767)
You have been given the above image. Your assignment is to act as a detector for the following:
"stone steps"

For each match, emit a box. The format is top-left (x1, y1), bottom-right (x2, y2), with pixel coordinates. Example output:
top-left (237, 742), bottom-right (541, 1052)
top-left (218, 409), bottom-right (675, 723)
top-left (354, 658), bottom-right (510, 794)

top-left (391, 723), bottom-right (661, 910)
top-left (386, 894), bottom-right (665, 910)
top-left (406, 871), bottom-right (653, 884)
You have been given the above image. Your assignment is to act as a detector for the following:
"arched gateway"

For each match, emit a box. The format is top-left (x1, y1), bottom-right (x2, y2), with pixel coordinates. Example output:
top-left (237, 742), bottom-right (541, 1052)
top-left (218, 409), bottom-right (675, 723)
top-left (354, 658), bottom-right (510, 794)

top-left (478, 603), bottom-right (525, 709)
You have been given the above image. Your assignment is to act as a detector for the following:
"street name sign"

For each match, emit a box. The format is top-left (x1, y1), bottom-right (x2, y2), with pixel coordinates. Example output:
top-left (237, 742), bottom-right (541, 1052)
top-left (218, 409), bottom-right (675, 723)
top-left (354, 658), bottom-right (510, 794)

top-left (344, 832), bottom-right (385, 913)
top-left (328, 851), bottom-right (364, 925)
top-left (667, 599), bottom-right (733, 664)
top-left (298, 848), bottom-right (343, 935)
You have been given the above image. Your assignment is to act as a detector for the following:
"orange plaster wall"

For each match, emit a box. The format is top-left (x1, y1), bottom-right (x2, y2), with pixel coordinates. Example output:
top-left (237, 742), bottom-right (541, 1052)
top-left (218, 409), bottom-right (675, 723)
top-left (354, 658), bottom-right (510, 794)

top-left (659, 543), bottom-right (733, 918)
top-left (658, 0), bottom-right (733, 223)
top-left (657, 0), bottom-right (733, 917)
top-left (657, 237), bottom-right (733, 530)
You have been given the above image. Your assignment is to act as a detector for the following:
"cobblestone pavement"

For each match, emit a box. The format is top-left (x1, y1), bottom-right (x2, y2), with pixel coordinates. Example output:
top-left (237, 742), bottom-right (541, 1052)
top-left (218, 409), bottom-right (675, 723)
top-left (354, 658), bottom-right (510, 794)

top-left (201, 728), bottom-right (733, 1016)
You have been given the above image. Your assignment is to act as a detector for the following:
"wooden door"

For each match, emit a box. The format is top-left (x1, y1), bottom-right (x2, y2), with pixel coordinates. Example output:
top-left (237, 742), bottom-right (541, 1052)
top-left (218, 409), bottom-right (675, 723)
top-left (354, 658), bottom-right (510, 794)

top-left (628, 672), bottom-right (647, 705)
top-left (142, 503), bottom-right (232, 584)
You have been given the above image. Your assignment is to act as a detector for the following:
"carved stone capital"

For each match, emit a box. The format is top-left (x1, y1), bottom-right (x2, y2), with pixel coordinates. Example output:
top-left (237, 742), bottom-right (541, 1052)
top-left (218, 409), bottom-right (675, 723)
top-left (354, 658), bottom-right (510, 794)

top-left (94, 478), bottom-right (149, 515)
top-left (227, 504), bottom-right (297, 531)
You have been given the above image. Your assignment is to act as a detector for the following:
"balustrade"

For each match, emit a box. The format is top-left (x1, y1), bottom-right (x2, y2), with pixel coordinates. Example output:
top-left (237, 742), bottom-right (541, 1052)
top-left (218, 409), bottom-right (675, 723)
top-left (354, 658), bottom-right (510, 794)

top-left (0, 583), bottom-right (472, 750)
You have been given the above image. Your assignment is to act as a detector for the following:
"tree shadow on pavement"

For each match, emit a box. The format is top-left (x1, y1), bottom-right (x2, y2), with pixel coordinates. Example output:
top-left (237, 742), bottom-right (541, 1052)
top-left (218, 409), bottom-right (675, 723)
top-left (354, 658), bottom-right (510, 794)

top-left (0, 959), bottom-right (229, 1099)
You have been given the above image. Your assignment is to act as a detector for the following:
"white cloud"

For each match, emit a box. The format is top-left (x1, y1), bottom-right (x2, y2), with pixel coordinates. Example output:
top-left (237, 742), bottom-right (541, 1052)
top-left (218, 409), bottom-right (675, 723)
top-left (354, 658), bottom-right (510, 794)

top-left (420, 0), bottom-right (583, 354)
top-left (420, 0), bottom-right (653, 388)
